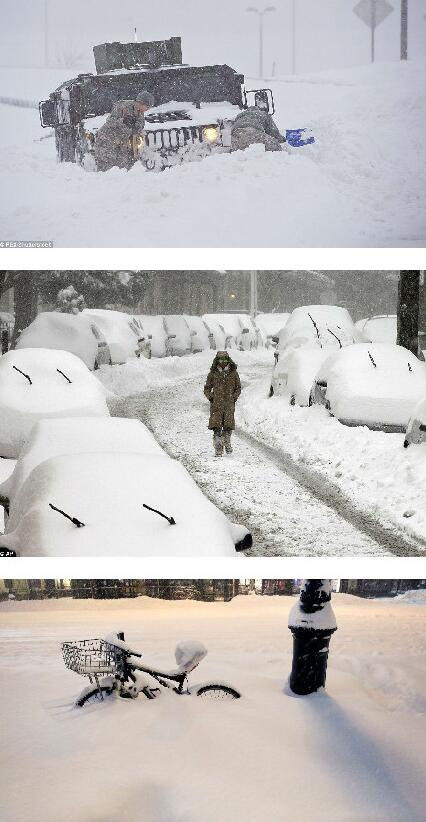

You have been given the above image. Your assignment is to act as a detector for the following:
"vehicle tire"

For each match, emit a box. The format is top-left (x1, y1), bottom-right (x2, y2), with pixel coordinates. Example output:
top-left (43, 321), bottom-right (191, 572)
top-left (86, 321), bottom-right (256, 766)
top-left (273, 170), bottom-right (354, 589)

top-left (196, 684), bottom-right (241, 700)
top-left (76, 685), bottom-right (115, 707)
top-left (290, 394), bottom-right (296, 406)
top-left (268, 385), bottom-right (274, 398)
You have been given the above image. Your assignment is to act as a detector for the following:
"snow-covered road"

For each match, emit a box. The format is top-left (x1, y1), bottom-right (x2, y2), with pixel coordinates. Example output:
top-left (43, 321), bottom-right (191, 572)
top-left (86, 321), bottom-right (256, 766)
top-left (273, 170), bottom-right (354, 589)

top-left (0, 59), bottom-right (425, 246)
top-left (110, 357), bottom-right (395, 556)
top-left (1, 594), bottom-right (425, 822)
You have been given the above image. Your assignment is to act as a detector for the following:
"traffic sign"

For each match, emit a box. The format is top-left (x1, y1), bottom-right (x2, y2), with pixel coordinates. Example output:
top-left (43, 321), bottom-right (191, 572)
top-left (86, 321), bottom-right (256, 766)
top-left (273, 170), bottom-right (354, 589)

top-left (353, 0), bottom-right (394, 29)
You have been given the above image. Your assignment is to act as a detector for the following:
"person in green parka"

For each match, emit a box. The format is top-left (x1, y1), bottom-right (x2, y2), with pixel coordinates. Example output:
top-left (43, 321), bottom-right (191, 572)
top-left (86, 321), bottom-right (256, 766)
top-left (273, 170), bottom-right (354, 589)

top-left (204, 352), bottom-right (241, 457)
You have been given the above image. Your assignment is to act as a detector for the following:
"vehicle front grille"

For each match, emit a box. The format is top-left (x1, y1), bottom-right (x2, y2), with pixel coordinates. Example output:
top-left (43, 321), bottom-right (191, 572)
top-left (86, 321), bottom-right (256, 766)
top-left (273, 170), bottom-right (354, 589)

top-left (145, 124), bottom-right (217, 150)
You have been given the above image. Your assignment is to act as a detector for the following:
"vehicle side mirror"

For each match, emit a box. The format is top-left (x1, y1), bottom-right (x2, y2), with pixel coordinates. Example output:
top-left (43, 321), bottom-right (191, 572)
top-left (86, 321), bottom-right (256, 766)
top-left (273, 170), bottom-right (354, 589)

top-left (39, 99), bottom-right (55, 128)
top-left (148, 334), bottom-right (153, 340)
top-left (254, 90), bottom-right (270, 112)
top-left (271, 335), bottom-right (279, 344)
top-left (274, 352), bottom-right (279, 364)
top-left (168, 334), bottom-right (177, 340)
top-left (242, 328), bottom-right (249, 334)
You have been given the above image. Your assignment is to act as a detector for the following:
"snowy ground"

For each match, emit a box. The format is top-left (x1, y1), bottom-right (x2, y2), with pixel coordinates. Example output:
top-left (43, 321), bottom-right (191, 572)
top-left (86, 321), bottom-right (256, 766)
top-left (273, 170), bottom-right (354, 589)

top-left (0, 594), bottom-right (425, 822)
top-left (0, 60), bottom-right (425, 246)
top-left (99, 351), bottom-right (426, 555)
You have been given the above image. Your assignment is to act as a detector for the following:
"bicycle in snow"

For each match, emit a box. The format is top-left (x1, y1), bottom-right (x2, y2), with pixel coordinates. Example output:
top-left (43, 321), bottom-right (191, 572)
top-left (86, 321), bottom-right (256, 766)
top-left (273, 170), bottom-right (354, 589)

top-left (62, 631), bottom-right (241, 707)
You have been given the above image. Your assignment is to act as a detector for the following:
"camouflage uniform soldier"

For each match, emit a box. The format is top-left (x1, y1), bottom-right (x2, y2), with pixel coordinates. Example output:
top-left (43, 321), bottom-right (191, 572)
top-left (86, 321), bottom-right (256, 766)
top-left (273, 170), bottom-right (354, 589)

top-left (94, 90), bottom-right (155, 172)
top-left (204, 352), bottom-right (241, 457)
top-left (231, 106), bottom-right (287, 153)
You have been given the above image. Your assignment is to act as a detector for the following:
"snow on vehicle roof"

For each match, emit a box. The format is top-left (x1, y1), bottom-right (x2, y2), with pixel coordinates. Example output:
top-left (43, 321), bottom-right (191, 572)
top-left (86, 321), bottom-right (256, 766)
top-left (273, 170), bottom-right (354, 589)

top-left (2, 452), bottom-right (239, 557)
top-left (84, 309), bottom-right (139, 363)
top-left (0, 349), bottom-right (109, 459)
top-left (255, 313), bottom-right (290, 337)
top-left (278, 305), bottom-right (362, 351)
top-left (16, 311), bottom-right (99, 370)
top-left (1, 417), bottom-right (164, 506)
top-left (325, 343), bottom-right (426, 429)
top-left (359, 315), bottom-right (397, 344)
top-left (204, 314), bottom-right (243, 336)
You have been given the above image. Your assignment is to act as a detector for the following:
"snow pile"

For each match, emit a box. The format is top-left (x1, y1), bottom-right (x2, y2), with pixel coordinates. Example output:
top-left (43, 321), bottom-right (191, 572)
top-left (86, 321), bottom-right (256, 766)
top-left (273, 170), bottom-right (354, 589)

top-left (0, 416), bottom-right (164, 505)
top-left (184, 316), bottom-right (213, 352)
top-left (237, 374), bottom-right (426, 544)
top-left (356, 315), bottom-right (397, 344)
top-left (255, 312), bottom-right (290, 339)
top-left (405, 398), bottom-right (426, 447)
top-left (1, 451), bottom-right (242, 556)
top-left (0, 595), bottom-right (425, 822)
top-left (393, 590), bottom-right (426, 605)
top-left (15, 311), bottom-right (99, 369)
top-left (83, 309), bottom-right (139, 363)
top-left (325, 344), bottom-right (426, 428)
top-left (0, 349), bottom-right (109, 458)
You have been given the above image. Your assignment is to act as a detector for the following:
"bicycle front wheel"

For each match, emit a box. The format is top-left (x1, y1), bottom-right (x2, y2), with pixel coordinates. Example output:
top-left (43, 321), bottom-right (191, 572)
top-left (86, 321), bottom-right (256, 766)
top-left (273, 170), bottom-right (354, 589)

top-left (76, 684), bottom-right (115, 707)
top-left (196, 684), bottom-right (241, 700)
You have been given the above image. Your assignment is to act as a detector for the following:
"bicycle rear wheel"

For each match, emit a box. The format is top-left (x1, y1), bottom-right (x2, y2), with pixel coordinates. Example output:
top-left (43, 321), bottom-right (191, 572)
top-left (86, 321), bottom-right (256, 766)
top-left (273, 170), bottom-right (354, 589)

top-left (76, 684), bottom-right (115, 707)
top-left (196, 684), bottom-right (241, 700)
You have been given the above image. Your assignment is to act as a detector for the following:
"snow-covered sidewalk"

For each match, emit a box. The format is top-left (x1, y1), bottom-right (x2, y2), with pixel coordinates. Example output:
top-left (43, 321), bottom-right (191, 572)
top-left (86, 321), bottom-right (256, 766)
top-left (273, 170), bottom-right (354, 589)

top-left (237, 377), bottom-right (426, 550)
top-left (0, 594), bottom-right (425, 822)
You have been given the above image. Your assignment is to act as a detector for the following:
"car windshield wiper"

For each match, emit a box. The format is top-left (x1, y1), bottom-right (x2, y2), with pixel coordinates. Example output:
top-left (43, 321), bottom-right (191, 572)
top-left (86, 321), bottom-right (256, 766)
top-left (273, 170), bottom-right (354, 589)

top-left (307, 313), bottom-right (322, 347)
top-left (56, 368), bottom-right (72, 384)
top-left (49, 503), bottom-right (85, 528)
top-left (143, 503), bottom-right (176, 526)
top-left (326, 327), bottom-right (342, 348)
top-left (12, 365), bottom-right (32, 385)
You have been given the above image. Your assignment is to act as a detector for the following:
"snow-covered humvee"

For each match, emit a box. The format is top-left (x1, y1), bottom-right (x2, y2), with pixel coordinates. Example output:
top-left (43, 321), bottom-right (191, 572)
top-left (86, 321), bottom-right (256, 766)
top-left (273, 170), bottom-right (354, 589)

top-left (39, 37), bottom-right (279, 171)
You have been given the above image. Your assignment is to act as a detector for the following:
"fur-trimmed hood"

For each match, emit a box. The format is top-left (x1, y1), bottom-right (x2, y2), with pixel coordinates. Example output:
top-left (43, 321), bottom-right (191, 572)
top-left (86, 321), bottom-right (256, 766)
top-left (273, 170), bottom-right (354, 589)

top-left (210, 352), bottom-right (238, 372)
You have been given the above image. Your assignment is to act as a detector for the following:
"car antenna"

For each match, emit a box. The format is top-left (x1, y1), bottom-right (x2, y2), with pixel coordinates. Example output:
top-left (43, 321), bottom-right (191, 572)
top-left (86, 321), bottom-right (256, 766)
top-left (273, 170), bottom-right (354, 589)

top-left (12, 365), bottom-right (32, 385)
top-left (368, 351), bottom-right (377, 368)
top-left (49, 503), bottom-right (85, 528)
top-left (143, 503), bottom-right (176, 525)
top-left (56, 368), bottom-right (72, 384)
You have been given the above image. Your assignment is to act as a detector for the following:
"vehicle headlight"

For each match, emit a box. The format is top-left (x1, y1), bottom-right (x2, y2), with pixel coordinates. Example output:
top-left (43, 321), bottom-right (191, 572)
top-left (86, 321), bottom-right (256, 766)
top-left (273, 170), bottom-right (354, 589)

top-left (202, 126), bottom-right (220, 143)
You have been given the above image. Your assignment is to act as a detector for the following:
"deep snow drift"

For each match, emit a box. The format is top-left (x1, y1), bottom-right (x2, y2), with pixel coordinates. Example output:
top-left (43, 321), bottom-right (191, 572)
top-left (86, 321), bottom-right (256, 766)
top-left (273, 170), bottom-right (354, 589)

top-left (0, 59), bottom-right (425, 246)
top-left (0, 594), bottom-right (425, 821)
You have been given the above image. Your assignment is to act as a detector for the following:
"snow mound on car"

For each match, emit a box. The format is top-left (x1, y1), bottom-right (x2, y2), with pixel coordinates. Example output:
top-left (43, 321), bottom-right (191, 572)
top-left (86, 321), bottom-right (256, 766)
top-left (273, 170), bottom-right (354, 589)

top-left (16, 311), bottom-right (99, 369)
top-left (84, 309), bottom-right (138, 363)
top-left (326, 344), bottom-right (426, 428)
top-left (0, 349), bottom-right (109, 458)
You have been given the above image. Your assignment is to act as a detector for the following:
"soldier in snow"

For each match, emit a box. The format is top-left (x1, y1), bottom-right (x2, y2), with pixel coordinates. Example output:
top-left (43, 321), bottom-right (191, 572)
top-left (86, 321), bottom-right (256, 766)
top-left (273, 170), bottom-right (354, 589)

top-left (94, 90), bottom-right (155, 172)
top-left (204, 352), bottom-right (241, 457)
top-left (231, 105), bottom-right (287, 153)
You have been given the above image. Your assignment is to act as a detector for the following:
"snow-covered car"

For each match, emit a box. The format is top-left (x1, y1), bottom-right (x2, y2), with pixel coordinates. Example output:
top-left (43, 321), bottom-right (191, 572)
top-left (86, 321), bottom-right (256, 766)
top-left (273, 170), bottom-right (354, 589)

top-left (15, 311), bottom-right (111, 370)
top-left (255, 313), bottom-right (290, 346)
top-left (39, 37), bottom-right (284, 170)
top-left (0, 349), bottom-right (109, 458)
top-left (355, 315), bottom-right (397, 344)
top-left (238, 314), bottom-right (262, 348)
top-left (203, 314), bottom-right (252, 350)
top-left (202, 316), bottom-right (235, 350)
top-left (184, 316), bottom-right (214, 352)
top-left (163, 316), bottom-right (192, 356)
top-left (309, 343), bottom-right (426, 431)
top-left (270, 305), bottom-right (363, 399)
top-left (134, 315), bottom-right (169, 358)
top-left (0, 416), bottom-right (165, 511)
top-left (0, 452), bottom-right (252, 557)
top-left (84, 309), bottom-right (139, 363)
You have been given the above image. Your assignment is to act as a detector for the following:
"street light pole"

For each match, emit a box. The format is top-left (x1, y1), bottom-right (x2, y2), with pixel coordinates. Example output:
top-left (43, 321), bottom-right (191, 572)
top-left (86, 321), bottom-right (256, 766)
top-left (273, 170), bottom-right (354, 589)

top-left (44, 0), bottom-right (49, 68)
top-left (292, 0), bottom-right (296, 74)
top-left (400, 0), bottom-right (408, 60)
top-left (250, 271), bottom-right (258, 317)
top-left (247, 6), bottom-right (276, 79)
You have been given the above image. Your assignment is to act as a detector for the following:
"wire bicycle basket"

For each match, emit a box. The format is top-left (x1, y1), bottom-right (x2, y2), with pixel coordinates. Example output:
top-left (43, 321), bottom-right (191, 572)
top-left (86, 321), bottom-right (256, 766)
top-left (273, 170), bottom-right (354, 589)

top-left (62, 638), bottom-right (122, 679)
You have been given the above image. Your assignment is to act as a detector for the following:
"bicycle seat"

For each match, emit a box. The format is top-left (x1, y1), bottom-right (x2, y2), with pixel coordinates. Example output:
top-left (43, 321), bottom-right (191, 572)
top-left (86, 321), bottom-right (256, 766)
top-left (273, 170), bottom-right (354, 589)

top-left (174, 640), bottom-right (208, 673)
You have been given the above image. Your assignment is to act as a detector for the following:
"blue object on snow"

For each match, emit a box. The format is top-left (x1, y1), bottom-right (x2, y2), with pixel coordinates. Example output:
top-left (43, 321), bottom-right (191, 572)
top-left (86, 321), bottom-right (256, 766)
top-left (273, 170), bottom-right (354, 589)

top-left (285, 128), bottom-right (315, 147)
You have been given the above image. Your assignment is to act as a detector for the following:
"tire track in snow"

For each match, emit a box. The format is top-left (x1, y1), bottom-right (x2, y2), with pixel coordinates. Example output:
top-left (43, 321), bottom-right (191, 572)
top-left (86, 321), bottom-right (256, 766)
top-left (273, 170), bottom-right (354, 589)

top-left (111, 376), bottom-right (393, 557)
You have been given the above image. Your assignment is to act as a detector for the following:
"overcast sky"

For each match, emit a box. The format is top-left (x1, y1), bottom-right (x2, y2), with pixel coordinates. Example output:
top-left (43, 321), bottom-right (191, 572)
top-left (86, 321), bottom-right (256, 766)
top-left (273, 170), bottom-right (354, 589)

top-left (0, 0), bottom-right (425, 76)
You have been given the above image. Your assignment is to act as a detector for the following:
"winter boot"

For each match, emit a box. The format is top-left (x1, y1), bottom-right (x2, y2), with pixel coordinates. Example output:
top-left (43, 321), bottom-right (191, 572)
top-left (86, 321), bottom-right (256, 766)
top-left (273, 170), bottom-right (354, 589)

top-left (213, 429), bottom-right (224, 457)
top-left (223, 429), bottom-right (233, 454)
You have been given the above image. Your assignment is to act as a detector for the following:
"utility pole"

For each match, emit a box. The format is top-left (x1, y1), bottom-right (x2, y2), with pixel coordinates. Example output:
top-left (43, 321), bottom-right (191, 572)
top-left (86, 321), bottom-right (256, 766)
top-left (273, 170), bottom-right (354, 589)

top-left (371, 0), bottom-right (376, 63)
top-left (397, 271), bottom-right (420, 355)
top-left (247, 6), bottom-right (277, 79)
top-left (250, 271), bottom-right (258, 317)
top-left (44, 0), bottom-right (49, 68)
top-left (292, 0), bottom-right (296, 74)
top-left (400, 0), bottom-right (408, 60)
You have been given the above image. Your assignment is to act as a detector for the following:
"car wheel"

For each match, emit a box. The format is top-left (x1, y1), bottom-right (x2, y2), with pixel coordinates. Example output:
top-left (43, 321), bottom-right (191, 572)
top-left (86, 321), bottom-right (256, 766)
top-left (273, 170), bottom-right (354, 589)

top-left (268, 385), bottom-right (274, 398)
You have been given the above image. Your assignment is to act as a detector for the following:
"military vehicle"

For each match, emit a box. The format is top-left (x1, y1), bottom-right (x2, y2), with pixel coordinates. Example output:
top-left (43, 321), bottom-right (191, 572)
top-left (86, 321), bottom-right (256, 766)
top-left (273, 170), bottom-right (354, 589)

top-left (39, 36), bottom-right (296, 171)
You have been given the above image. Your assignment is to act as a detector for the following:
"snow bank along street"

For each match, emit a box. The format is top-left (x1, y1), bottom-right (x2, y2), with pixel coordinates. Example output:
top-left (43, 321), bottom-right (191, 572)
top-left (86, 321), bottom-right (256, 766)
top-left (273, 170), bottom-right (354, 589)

top-left (101, 350), bottom-right (426, 555)
top-left (1, 58), bottom-right (425, 246)
top-left (0, 594), bottom-right (425, 822)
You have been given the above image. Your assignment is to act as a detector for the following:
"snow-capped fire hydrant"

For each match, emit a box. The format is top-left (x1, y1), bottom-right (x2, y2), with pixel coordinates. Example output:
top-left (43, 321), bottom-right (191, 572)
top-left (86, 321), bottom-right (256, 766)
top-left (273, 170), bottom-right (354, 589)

top-left (288, 580), bottom-right (337, 695)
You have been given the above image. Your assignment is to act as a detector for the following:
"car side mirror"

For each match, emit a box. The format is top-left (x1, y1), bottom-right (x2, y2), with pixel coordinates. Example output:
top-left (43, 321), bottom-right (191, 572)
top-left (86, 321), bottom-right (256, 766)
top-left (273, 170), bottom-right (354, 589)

top-left (271, 335), bottom-right (279, 344)
top-left (254, 90), bottom-right (270, 112)
top-left (274, 352), bottom-right (279, 364)
top-left (242, 328), bottom-right (249, 334)
top-left (148, 334), bottom-right (153, 340)
top-left (168, 334), bottom-right (177, 340)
